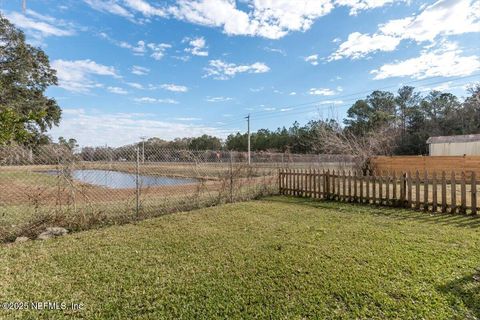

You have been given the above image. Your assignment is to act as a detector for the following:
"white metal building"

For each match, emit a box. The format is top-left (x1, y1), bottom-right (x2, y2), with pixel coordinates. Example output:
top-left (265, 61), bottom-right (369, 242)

top-left (427, 134), bottom-right (480, 156)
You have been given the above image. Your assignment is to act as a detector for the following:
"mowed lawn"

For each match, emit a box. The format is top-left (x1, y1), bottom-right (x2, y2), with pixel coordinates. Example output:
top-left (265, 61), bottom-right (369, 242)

top-left (1, 197), bottom-right (480, 319)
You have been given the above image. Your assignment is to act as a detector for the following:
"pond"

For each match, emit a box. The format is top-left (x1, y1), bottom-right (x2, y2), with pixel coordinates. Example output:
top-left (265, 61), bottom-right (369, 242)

top-left (41, 169), bottom-right (198, 189)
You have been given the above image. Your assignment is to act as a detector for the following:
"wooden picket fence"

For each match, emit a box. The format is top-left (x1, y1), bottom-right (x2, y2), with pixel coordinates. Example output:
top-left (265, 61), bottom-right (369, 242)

top-left (278, 169), bottom-right (479, 215)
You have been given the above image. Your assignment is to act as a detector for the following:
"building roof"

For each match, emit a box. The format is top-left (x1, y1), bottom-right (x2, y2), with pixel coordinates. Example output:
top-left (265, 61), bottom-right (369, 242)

top-left (427, 134), bottom-right (480, 144)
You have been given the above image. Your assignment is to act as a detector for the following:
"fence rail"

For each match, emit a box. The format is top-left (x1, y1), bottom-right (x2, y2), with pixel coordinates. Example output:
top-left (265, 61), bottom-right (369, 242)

top-left (279, 169), bottom-right (479, 215)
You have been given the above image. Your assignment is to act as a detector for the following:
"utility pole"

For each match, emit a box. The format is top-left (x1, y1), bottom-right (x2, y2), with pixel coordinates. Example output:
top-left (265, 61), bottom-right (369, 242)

top-left (245, 114), bottom-right (251, 165)
top-left (140, 136), bottom-right (146, 163)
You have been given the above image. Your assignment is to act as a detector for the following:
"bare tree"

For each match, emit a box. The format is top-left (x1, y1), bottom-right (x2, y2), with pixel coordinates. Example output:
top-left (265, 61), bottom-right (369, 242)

top-left (316, 125), bottom-right (398, 174)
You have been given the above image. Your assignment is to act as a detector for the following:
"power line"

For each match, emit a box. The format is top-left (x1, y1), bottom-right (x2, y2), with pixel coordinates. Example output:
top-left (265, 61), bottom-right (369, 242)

top-left (197, 73), bottom-right (480, 131)
top-left (237, 73), bottom-right (480, 121)
top-left (245, 77), bottom-right (479, 123)
top-left (139, 74), bottom-right (479, 137)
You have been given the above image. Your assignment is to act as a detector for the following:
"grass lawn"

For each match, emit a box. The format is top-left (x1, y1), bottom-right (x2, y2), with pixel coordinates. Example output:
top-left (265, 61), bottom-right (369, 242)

top-left (1, 196), bottom-right (479, 319)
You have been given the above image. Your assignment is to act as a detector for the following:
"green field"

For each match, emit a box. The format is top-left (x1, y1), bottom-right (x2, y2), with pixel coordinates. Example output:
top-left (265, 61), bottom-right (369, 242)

top-left (1, 197), bottom-right (479, 319)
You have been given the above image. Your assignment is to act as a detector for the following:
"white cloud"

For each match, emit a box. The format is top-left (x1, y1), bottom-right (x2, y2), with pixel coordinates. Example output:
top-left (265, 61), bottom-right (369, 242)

top-left (174, 117), bottom-right (202, 121)
top-left (123, 0), bottom-right (166, 17)
top-left (147, 42), bottom-right (172, 60)
top-left (100, 33), bottom-right (170, 60)
top-left (318, 99), bottom-right (344, 105)
top-left (308, 88), bottom-right (338, 96)
top-left (107, 86), bottom-right (128, 94)
top-left (329, 32), bottom-right (401, 60)
top-left (379, 0), bottom-right (480, 42)
top-left (264, 47), bottom-right (286, 55)
top-left (335, 0), bottom-right (404, 15)
top-left (204, 60), bottom-right (270, 80)
top-left (49, 108), bottom-right (224, 147)
top-left (206, 96), bottom-right (233, 102)
top-left (331, 0), bottom-right (480, 60)
top-left (131, 65), bottom-right (150, 75)
top-left (4, 10), bottom-right (75, 42)
top-left (173, 55), bottom-right (191, 62)
top-left (51, 59), bottom-right (119, 93)
top-left (184, 37), bottom-right (209, 56)
top-left (84, 0), bottom-right (165, 20)
top-left (129, 40), bottom-right (147, 55)
top-left (134, 97), bottom-right (157, 103)
top-left (85, 0), bottom-right (407, 39)
top-left (280, 108), bottom-right (293, 112)
top-left (160, 84), bottom-right (189, 93)
top-left (83, 0), bottom-right (134, 19)
top-left (305, 54), bottom-right (319, 65)
top-left (99, 33), bottom-right (147, 55)
top-left (127, 82), bottom-right (144, 89)
top-left (263, 107), bottom-right (276, 111)
top-left (371, 42), bottom-right (480, 79)
top-left (289, 92), bottom-right (297, 95)
top-left (418, 82), bottom-right (455, 92)
top-left (167, 0), bottom-right (334, 39)
top-left (134, 97), bottom-right (179, 104)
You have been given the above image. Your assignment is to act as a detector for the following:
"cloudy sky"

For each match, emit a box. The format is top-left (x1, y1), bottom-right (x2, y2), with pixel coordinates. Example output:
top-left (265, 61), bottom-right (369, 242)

top-left (1, 0), bottom-right (479, 146)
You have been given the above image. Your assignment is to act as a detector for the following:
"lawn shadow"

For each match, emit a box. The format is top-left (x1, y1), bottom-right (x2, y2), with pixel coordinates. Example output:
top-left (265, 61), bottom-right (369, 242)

top-left (264, 196), bottom-right (480, 229)
top-left (437, 272), bottom-right (480, 319)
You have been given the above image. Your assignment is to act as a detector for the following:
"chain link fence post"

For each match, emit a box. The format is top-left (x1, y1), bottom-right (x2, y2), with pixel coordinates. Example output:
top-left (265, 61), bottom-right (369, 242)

top-left (229, 150), bottom-right (233, 203)
top-left (135, 147), bottom-right (140, 216)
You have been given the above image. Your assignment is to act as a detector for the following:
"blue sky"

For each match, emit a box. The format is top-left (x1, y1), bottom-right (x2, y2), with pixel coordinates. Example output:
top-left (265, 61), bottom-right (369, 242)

top-left (1, 0), bottom-right (479, 146)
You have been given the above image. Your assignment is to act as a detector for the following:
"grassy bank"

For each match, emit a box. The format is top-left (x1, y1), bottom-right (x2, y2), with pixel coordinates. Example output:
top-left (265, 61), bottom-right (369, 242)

top-left (1, 197), bottom-right (479, 319)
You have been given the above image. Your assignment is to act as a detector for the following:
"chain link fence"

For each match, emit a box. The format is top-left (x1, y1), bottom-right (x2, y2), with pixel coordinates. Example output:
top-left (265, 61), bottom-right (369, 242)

top-left (0, 145), bottom-right (354, 242)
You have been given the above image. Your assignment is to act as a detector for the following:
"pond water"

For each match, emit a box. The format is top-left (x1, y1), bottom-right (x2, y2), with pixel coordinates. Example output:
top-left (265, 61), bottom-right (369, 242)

top-left (42, 169), bottom-right (198, 189)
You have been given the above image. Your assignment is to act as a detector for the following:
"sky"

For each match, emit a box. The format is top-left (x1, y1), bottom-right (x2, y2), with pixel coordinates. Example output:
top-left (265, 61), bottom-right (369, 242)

top-left (1, 0), bottom-right (479, 147)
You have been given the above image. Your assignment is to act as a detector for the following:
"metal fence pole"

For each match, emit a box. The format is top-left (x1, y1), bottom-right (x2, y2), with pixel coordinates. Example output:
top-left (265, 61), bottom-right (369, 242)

top-left (135, 147), bottom-right (140, 216)
top-left (229, 150), bottom-right (233, 203)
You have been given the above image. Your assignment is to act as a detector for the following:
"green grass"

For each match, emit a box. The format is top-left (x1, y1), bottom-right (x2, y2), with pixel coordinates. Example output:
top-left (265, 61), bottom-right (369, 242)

top-left (0, 170), bottom-right (60, 187)
top-left (1, 197), bottom-right (479, 319)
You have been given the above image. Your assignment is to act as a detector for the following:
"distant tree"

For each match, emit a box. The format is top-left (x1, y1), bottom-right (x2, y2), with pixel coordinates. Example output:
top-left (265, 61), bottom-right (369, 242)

top-left (226, 132), bottom-right (248, 151)
top-left (394, 86), bottom-right (422, 154)
top-left (0, 14), bottom-right (61, 146)
top-left (58, 137), bottom-right (78, 151)
top-left (420, 91), bottom-right (461, 136)
top-left (460, 85), bottom-right (480, 134)
top-left (188, 134), bottom-right (222, 150)
top-left (344, 91), bottom-right (396, 136)
top-left (168, 138), bottom-right (191, 150)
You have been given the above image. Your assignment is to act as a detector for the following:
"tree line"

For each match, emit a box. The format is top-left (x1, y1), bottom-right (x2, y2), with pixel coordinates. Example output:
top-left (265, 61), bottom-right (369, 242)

top-left (225, 86), bottom-right (480, 155)
top-left (103, 83), bottom-right (479, 159)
